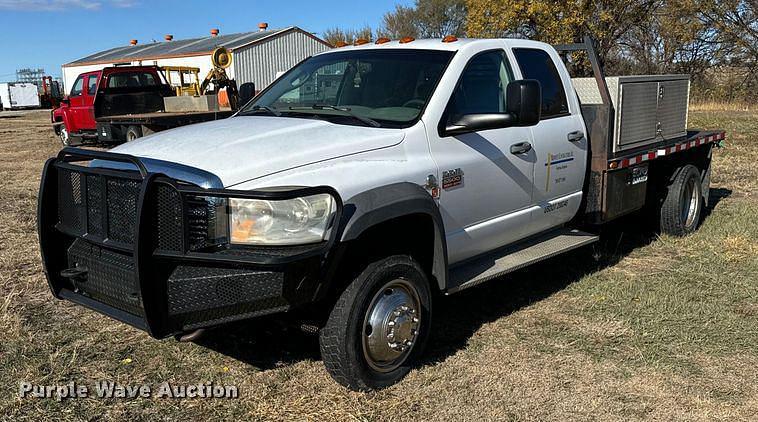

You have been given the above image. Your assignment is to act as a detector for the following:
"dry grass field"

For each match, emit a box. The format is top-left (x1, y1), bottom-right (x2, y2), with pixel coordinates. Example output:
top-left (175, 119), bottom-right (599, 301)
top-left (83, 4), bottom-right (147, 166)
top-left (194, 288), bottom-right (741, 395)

top-left (0, 109), bottom-right (756, 421)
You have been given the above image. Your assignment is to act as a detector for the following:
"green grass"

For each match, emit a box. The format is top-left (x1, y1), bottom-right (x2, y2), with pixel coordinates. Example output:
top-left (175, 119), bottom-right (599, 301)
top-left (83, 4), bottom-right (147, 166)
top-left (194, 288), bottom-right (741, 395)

top-left (0, 109), bottom-right (756, 420)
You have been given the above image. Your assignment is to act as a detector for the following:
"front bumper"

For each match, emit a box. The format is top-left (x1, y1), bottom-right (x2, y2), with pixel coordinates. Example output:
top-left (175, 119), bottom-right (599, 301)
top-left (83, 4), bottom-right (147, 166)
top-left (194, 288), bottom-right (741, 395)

top-left (38, 147), bottom-right (342, 338)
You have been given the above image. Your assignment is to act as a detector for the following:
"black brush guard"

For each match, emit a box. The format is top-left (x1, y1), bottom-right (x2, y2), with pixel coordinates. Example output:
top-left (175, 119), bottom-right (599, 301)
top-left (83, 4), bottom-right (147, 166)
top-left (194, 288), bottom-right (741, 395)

top-left (38, 147), bottom-right (343, 338)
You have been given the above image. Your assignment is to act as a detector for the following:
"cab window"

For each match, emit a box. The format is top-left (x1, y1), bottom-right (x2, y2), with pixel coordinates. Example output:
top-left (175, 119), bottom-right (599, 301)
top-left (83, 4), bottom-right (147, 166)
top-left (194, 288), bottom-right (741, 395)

top-left (446, 50), bottom-right (514, 119)
top-left (86, 75), bottom-right (98, 95)
top-left (70, 76), bottom-right (84, 96)
top-left (513, 48), bottom-right (569, 118)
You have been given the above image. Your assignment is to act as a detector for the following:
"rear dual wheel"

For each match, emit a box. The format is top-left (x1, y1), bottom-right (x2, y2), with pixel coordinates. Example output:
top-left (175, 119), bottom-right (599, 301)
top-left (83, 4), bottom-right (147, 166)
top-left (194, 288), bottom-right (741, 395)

top-left (320, 255), bottom-right (432, 391)
top-left (659, 164), bottom-right (705, 236)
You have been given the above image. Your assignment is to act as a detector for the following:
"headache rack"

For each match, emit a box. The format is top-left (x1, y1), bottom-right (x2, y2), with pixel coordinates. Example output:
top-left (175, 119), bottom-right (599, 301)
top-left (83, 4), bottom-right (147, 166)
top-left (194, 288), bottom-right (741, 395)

top-left (38, 147), bottom-right (342, 338)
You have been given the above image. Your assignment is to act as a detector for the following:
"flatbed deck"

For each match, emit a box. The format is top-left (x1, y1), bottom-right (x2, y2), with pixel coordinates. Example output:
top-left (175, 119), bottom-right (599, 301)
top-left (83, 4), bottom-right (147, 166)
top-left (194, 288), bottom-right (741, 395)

top-left (97, 110), bottom-right (234, 125)
top-left (608, 129), bottom-right (725, 169)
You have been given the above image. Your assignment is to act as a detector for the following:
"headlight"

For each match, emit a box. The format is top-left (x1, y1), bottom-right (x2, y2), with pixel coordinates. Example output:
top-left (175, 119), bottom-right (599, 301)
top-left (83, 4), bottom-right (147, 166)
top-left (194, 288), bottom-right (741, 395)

top-left (229, 194), bottom-right (335, 245)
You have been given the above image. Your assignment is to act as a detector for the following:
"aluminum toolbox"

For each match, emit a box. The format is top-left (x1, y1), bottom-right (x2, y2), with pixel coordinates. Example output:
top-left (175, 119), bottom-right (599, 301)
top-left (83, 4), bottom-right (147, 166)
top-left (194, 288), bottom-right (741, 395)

top-left (572, 75), bottom-right (690, 153)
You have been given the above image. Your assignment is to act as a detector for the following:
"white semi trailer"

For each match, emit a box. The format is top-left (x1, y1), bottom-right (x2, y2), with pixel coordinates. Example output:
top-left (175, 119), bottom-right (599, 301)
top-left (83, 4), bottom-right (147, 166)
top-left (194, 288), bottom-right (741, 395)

top-left (0, 82), bottom-right (40, 110)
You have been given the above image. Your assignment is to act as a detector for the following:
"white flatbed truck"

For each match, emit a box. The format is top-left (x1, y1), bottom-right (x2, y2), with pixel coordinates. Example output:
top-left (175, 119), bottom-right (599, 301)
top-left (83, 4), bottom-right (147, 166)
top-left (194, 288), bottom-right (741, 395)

top-left (38, 36), bottom-right (725, 391)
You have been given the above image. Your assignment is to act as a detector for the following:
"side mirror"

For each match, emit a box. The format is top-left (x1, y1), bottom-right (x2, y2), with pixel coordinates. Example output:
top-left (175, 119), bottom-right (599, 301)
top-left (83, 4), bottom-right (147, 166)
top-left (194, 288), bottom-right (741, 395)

top-left (444, 113), bottom-right (518, 137)
top-left (506, 79), bottom-right (541, 126)
top-left (238, 82), bottom-right (256, 106)
top-left (442, 79), bottom-right (542, 137)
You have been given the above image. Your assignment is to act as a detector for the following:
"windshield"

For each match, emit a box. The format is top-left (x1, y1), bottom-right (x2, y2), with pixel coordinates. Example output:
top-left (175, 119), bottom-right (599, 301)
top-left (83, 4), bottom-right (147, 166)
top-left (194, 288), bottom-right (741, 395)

top-left (241, 49), bottom-right (454, 128)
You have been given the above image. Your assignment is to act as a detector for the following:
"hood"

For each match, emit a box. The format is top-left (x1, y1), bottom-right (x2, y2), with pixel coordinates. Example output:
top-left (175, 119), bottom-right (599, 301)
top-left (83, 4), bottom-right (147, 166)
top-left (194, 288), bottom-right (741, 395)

top-left (111, 116), bottom-right (406, 187)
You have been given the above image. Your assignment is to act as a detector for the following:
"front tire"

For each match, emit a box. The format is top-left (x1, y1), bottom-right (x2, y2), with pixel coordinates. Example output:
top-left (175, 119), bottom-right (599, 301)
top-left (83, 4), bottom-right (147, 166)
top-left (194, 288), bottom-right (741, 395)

top-left (319, 255), bottom-right (432, 391)
top-left (660, 164), bottom-right (703, 236)
top-left (59, 123), bottom-right (70, 146)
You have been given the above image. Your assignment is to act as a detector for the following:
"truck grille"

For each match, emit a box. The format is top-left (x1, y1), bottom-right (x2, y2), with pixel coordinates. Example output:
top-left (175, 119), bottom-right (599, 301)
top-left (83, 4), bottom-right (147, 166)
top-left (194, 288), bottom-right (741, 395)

top-left (57, 166), bottom-right (212, 252)
top-left (55, 165), bottom-right (216, 318)
top-left (57, 168), bottom-right (140, 245)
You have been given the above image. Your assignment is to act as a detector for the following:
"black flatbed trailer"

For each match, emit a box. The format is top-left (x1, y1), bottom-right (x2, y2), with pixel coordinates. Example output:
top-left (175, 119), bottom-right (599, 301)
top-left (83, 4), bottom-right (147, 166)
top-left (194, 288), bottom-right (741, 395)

top-left (95, 110), bottom-right (234, 143)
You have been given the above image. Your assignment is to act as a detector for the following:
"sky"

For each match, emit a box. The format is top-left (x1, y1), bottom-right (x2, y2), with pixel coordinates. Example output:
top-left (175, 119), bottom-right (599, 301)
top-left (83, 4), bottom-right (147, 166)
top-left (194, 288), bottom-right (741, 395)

top-left (0, 0), bottom-right (412, 80)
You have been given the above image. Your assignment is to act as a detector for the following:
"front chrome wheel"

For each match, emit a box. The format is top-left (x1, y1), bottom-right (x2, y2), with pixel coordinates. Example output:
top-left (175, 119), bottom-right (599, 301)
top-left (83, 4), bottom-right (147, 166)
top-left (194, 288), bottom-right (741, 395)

top-left (362, 279), bottom-right (421, 373)
top-left (320, 255), bottom-right (431, 391)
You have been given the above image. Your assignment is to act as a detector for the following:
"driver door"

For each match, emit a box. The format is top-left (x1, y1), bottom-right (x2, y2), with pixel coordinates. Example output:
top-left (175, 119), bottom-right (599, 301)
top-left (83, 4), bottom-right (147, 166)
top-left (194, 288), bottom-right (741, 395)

top-left (427, 49), bottom-right (536, 264)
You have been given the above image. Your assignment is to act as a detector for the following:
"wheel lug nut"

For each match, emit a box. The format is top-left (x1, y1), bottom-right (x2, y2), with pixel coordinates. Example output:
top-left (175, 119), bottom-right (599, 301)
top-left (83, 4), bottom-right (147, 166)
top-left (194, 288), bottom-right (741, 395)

top-left (412, 317), bottom-right (419, 323)
top-left (388, 321), bottom-right (395, 326)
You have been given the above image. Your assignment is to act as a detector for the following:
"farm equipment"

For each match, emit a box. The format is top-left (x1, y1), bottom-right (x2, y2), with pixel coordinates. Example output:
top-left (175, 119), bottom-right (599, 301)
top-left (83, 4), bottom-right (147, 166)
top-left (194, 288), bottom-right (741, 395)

top-left (39, 76), bottom-right (63, 108)
top-left (198, 47), bottom-right (240, 110)
top-left (162, 66), bottom-right (202, 96)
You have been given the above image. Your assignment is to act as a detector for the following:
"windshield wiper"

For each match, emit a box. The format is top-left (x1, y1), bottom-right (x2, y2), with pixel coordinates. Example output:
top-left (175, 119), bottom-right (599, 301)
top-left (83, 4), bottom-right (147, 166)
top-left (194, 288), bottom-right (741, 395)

top-left (288, 104), bottom-right (381, 128)
top-left (240, 105), bottom-right (281, 117)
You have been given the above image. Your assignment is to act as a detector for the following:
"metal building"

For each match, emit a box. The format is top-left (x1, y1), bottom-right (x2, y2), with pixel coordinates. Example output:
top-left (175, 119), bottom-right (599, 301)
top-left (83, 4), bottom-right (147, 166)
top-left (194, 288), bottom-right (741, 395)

top-left (61, 25), bottom-right (331, 94)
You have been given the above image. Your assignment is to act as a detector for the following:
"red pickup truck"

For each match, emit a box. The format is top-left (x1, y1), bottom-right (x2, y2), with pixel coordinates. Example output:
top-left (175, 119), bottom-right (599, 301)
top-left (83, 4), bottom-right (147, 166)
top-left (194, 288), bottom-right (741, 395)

top-left (52, 65), bottom-right (233, 145)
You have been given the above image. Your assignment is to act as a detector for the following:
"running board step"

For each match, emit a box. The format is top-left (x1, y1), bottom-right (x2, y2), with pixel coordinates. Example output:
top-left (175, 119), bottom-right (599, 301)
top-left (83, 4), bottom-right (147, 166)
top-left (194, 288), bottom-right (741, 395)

top-left (447, 228), bottom-right (599, 294)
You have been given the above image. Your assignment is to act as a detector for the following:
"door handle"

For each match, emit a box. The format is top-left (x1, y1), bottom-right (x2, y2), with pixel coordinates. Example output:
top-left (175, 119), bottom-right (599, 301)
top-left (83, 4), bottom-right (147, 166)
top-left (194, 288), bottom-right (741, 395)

top-left (568, 130), bottom-right (584, 142)
top-left (510, 141), bottom-right (532, 155)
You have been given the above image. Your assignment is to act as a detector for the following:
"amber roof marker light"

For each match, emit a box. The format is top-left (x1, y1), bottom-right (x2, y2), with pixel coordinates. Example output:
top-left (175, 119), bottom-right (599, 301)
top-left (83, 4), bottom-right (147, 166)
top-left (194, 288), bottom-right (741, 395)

top-left (442, 35), bottom-right (458, 43)
top-left (354, 38), bottom-right (369, 46)
top-left (399, 36), bottom-right (415, 44)
top-left (375, 37), bottom-right (391, 44)
top-left (335, 41), bottom-right (348, 48)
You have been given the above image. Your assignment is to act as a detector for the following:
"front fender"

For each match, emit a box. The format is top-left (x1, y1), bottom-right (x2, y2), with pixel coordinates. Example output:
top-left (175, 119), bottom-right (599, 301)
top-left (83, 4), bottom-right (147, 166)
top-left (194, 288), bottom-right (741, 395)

top-left (338, 182), bottom-right (448, 290)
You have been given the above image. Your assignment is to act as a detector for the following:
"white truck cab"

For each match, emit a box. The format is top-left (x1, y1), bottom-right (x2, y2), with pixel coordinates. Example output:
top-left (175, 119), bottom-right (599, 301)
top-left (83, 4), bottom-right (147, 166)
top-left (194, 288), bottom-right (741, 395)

top-left (38, 37), bottom-right (724, 391)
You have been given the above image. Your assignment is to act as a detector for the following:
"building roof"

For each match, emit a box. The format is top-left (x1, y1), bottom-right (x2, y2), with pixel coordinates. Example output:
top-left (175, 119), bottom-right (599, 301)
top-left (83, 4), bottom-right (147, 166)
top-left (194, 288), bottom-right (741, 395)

top-left (64, 26), bottom-right (330, 67)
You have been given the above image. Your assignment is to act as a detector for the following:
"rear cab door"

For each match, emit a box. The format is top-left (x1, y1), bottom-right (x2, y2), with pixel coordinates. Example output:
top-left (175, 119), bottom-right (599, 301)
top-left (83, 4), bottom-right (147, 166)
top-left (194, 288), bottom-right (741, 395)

top-left (509, 41), bottom-right (588, 231)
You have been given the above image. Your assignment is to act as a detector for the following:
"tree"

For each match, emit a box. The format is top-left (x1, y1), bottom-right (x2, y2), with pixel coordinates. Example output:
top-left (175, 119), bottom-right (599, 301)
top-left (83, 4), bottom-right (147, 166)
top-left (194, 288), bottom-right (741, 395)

top-left (324, 0), bottom-right (467, 47)
top-left (414, 0), bottom-right (468, 37)
top-left (381, 5), bottom-right (420, 38)
top-left (321, 26), bottom-right (374, 46)
top-left (465, 0), bottom-right (656, 69)
top-left (382, 0), bottom-right (468, 38)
